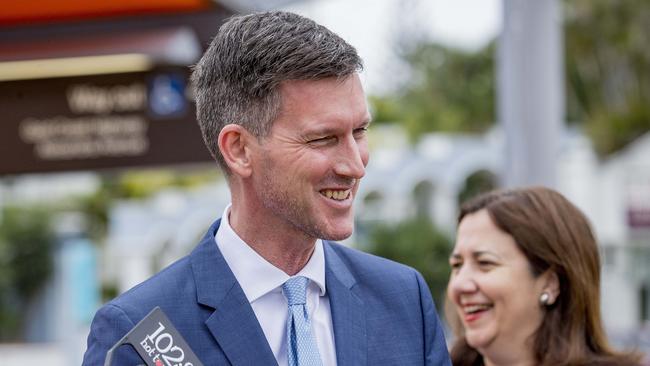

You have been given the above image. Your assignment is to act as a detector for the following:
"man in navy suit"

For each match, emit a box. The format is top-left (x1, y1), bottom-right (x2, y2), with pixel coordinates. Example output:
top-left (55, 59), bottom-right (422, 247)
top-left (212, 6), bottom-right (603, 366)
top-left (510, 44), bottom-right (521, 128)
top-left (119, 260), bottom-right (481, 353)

top-left (83, 11), bottom-right (450, 366)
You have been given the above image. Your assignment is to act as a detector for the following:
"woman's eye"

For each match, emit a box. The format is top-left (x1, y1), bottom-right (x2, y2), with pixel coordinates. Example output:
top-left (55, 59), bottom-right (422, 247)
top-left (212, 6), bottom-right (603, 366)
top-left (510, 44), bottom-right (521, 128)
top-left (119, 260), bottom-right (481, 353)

top-left (477, 260), bottom-right (495, 268)
top-left (450, 262), bottom-right (462, 270)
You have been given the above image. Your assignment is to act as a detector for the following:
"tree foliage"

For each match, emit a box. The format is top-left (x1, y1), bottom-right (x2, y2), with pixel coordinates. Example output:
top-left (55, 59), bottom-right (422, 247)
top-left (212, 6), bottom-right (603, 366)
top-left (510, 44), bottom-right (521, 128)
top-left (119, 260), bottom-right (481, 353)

top-left (364, 218), bottom-right (452, 312)
top-left (457, 170), bottom-right (498, 206)
top-left (372, 43), bottom-right (495, 141)
top-left (565, 0), bottom-right (650, 156)
top-left (0, 206), bottom-right (54, 341)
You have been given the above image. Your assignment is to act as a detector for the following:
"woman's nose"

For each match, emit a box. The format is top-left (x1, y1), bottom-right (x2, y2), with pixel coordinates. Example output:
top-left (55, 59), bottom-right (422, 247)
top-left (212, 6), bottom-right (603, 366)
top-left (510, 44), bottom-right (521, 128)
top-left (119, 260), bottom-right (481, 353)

top-left (448, 266), bottom-right (479, 295)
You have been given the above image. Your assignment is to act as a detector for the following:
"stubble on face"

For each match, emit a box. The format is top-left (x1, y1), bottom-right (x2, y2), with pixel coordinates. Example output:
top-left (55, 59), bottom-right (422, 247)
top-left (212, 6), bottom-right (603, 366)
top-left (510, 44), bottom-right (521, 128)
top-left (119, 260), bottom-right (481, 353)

top-left (256, 153), bottom-right (356, 242)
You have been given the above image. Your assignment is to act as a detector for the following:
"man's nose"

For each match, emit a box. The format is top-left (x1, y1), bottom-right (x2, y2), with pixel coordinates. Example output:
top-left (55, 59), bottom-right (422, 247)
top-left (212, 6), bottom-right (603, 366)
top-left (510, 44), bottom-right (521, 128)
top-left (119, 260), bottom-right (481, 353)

top-left (334, 135), bottom-right (367, 179)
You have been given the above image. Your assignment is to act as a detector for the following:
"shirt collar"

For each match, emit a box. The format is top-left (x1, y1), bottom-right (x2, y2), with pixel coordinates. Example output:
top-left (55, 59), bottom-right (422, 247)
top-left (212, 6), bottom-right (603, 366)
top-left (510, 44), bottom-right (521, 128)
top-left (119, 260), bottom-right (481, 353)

top-left (215, 204), bottom-right (326, 303)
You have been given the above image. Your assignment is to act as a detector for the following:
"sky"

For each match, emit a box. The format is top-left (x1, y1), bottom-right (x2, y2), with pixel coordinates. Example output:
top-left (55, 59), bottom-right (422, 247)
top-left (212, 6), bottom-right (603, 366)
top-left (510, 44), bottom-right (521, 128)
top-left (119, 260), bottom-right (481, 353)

top-left (283, 0), bottom-right (502, 95)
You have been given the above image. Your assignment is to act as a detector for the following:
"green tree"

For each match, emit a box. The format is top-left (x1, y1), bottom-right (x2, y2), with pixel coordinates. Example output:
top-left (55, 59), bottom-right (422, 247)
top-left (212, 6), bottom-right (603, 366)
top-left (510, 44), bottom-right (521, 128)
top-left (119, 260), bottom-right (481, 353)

top-left (0, 206), bottom-right (54, 341)
top-left (372, 43), bottom-right (496, 141)
top-left (564, 0), bottom-right (650, 156)
top-left (365, 218), bottom-right (452, 312)
top-left (457, 170), bottom-right (498, 205)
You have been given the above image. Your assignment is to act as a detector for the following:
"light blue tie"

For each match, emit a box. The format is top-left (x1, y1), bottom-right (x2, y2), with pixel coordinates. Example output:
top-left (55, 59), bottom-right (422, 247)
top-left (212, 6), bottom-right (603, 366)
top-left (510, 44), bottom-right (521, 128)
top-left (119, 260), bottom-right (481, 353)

top-left (283, 276), bottom-right (323, 366)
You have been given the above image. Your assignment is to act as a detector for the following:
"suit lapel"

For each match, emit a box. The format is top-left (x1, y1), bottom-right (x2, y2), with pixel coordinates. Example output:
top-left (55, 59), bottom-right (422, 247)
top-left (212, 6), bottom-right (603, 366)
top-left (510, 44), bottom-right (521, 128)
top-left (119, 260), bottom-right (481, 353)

top-left (190, 220), bottom-right (277, 366)
top-left (324, 242), bottom-right (367, 366)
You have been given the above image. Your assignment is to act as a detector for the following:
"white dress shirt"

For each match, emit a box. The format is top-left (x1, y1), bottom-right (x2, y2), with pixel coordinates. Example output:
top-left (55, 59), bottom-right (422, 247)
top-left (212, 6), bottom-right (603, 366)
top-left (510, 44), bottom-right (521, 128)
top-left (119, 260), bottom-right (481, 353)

top-left (215, 205), bottom-right (337, 366)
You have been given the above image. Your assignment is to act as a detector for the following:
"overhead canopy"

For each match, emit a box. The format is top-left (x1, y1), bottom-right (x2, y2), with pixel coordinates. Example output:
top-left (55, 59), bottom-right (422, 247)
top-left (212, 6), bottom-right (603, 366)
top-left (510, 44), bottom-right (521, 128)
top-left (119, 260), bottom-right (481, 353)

top-left (0, 0), bottom-right (307, 27)
top-left (0, 27), bottom-right (202, 81)
top-left (0, 26), bottom-right (201, 62)
top-left (0, 0), bottom-right (213, 26)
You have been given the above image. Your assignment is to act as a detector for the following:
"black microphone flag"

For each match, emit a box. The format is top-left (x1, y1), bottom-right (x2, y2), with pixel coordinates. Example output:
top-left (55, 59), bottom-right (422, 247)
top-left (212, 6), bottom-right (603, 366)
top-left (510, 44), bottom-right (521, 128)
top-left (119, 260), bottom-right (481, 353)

top-left (104, 306), bottom-right (204, 366)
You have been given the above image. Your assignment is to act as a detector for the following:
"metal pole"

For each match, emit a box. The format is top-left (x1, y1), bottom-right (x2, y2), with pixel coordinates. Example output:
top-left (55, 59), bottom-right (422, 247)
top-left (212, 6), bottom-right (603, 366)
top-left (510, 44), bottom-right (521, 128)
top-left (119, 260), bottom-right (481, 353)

top-left (498, 0), bottom-right (564, 188)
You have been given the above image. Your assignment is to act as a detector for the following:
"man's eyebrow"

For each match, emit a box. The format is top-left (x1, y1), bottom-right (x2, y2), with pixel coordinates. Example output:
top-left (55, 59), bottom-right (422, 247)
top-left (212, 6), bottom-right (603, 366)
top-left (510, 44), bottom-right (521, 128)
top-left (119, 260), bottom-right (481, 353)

top-left (305, 119), bottom-right (372, 137)
top-left (352, 117), bottom-right (371, 130)
top-left (304, 127), bottom-right (339, 137)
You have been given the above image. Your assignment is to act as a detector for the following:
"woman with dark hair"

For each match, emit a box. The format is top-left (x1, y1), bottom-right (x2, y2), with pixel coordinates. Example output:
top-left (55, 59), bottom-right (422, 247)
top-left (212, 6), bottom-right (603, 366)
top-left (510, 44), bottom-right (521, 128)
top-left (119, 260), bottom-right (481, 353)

top-left (447, 186), bottom-right (641, 366)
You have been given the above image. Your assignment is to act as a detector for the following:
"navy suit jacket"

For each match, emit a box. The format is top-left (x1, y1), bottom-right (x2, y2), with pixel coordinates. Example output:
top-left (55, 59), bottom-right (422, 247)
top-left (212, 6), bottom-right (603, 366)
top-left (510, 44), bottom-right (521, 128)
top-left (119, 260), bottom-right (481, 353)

top-left (83, 219), bottom-right (451, 365)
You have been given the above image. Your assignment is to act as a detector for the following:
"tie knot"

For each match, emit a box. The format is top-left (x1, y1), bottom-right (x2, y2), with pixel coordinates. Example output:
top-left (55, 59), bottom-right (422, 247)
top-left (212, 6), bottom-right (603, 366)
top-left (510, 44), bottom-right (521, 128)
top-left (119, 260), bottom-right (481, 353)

top-left (283, 276), bottom-right (308, 305)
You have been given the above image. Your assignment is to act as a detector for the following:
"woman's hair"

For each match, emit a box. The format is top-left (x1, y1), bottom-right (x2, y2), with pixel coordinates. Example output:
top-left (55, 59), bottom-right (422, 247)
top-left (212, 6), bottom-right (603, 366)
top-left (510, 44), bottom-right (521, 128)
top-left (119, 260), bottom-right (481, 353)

top-left (448, 186), bottom-right (640, 366)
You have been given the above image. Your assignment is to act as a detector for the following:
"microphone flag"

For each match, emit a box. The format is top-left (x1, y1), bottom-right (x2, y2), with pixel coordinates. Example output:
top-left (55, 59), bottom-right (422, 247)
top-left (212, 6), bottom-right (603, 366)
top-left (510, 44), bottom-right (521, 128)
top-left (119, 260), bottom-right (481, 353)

top-left (104, 306), bottom-right (204, 366)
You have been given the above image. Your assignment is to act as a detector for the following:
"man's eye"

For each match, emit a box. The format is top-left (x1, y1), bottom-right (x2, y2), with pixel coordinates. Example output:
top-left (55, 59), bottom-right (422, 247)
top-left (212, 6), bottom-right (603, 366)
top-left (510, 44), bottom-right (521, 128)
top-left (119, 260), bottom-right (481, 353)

top-left (353, 127), bottom-right (368, 137)
top-left (449, 262), bottom-right (462, 270)
top-left (308, 136), bottom-right (335, 145)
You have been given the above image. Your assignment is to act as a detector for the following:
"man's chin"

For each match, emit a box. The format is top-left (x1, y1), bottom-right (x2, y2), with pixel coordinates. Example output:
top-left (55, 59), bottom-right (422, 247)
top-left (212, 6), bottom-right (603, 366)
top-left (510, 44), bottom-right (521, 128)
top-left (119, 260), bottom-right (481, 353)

top-left (299, 213), bottom-right (355, 241)
top-left (321, 232), bottom-right (352, 241)
top-left (319, 224), bottom-right (354, 241)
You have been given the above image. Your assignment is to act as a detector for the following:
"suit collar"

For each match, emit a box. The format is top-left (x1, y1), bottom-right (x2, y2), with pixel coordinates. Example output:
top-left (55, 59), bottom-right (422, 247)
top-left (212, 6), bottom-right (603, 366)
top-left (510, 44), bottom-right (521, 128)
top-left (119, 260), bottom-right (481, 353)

top-left (323, 241), bottom-right (356, 289)
top-left (190, 222), bottom-right (368, 366)
top-left (190, 219), bottom-right (278, 366)
top-left (324, 241), bottom-right (367, 366)
top-left (191, 219), bottom-right (235, 308)
top-left (215, 205), bottom-right (327, 301)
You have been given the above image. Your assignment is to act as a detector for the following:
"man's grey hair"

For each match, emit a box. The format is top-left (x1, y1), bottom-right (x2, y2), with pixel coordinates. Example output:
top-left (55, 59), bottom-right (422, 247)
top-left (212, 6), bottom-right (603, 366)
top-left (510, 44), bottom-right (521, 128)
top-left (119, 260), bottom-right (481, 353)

top-left (191, 11), bottom-right (363, 173)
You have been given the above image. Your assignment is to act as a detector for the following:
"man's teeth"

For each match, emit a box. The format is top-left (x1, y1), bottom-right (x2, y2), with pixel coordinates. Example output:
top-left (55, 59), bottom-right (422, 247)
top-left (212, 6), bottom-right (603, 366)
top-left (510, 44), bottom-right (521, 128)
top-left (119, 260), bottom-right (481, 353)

top-left (322, 189), bottom-right (350, 200)
top-left (464, 304), bottom-right (492, 314)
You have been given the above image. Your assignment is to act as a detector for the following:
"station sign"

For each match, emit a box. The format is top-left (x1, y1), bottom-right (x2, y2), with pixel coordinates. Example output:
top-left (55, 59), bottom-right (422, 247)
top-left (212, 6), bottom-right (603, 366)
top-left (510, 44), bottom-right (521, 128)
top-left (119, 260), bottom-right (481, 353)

top-left (0, 66), bottom-right (213, 175)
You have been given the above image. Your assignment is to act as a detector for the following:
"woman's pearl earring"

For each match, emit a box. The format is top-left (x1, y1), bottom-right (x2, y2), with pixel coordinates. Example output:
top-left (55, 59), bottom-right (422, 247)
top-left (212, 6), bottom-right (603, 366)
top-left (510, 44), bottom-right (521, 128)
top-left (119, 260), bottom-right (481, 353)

top-left (539, 292), bottom-right (551, 306)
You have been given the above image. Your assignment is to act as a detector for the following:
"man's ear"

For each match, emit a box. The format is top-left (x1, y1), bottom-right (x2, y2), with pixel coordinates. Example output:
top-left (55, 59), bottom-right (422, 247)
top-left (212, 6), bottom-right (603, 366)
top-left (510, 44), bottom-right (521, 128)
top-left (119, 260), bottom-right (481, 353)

top-left (541, 270), bottom-right (560, 305)
top-left (218, 124), bottom-right (254, 178)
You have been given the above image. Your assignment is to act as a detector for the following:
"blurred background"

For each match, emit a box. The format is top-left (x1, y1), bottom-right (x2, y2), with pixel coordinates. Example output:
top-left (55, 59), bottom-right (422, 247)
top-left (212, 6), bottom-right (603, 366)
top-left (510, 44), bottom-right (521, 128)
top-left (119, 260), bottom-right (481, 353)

top-left (1, 0), bottom-right (649, 364)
